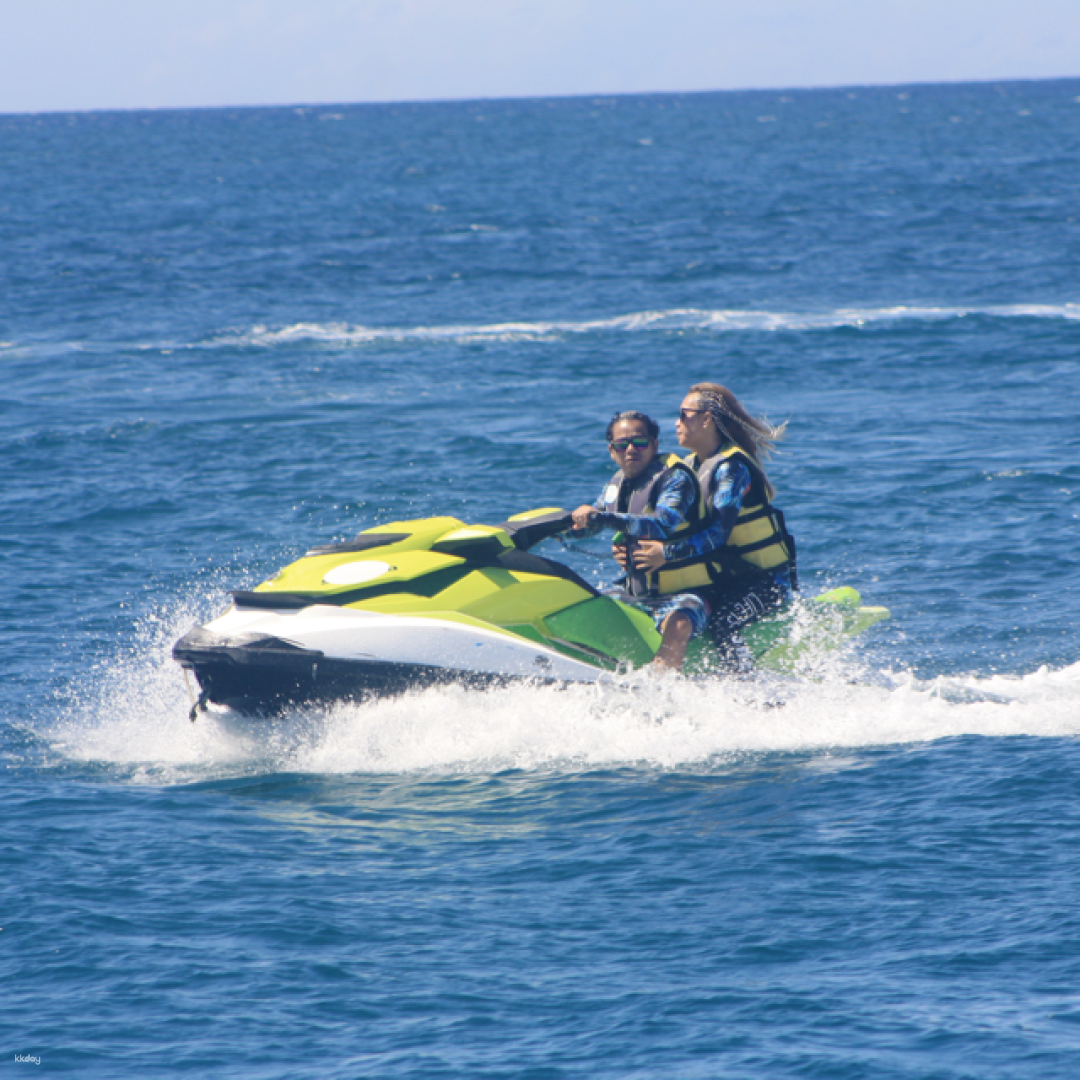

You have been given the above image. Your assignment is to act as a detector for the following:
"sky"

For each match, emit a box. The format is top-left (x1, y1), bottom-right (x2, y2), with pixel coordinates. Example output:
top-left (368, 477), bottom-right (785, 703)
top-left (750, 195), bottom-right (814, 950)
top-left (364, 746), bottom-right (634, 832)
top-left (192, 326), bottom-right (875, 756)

top-left (2, 0), bottom-right (1079, 114)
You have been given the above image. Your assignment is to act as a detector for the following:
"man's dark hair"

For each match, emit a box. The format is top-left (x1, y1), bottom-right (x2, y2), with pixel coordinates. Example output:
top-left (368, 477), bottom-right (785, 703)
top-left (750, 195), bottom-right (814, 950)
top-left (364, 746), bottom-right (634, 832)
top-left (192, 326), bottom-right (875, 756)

top-left (606, 410), bottom-right (659, 443)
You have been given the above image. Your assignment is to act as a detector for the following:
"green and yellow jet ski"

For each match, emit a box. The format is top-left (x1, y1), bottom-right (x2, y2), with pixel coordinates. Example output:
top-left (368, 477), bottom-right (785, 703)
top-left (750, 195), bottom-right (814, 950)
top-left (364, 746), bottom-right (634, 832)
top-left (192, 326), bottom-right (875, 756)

top-left (173, 509), bottom-right (888, 717)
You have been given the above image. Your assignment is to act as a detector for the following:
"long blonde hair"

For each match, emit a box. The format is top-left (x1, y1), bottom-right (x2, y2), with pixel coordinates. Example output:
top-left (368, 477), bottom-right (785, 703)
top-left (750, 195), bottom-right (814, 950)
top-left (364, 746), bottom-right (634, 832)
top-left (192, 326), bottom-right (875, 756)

top-left (688, 382), bottom-right (786, 495)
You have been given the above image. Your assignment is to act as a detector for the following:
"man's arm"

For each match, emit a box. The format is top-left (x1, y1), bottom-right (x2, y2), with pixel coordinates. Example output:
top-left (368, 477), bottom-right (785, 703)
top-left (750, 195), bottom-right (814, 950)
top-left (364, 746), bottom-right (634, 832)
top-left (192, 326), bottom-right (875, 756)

top-left (593, 469), bottom-right (696, 540)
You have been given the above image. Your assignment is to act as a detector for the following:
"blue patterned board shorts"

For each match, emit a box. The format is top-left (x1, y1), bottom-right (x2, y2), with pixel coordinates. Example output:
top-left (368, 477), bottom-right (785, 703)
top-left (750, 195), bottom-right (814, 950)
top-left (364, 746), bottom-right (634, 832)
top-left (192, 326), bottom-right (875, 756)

top-left (632, 592), bottom-right (711, 638)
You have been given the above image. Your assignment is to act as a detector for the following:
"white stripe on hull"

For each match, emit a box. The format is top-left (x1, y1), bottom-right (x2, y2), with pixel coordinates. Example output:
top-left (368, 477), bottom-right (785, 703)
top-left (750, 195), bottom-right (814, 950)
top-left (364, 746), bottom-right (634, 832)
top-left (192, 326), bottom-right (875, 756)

top-left (204, 604), bottom-right (608, 684)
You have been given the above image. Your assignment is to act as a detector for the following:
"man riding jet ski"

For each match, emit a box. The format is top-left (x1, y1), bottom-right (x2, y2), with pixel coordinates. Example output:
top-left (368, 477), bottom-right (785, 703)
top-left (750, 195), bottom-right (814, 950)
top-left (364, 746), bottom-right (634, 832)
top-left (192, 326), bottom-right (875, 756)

top-left (570, 409), bottom-right (711, 671)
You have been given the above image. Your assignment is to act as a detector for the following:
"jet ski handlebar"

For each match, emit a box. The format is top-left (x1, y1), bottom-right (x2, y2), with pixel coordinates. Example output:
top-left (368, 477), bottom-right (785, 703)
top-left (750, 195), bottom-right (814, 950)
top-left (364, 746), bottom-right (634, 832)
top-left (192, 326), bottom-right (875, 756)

top-left (498, 509), bottom-right (577, 551)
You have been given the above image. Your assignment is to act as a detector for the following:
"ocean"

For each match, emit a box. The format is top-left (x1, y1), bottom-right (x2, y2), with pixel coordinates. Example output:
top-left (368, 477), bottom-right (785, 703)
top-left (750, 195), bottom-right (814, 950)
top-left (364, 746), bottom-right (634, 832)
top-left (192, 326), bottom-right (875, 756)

top-left (3, 79), bottom-right (1080, 1077)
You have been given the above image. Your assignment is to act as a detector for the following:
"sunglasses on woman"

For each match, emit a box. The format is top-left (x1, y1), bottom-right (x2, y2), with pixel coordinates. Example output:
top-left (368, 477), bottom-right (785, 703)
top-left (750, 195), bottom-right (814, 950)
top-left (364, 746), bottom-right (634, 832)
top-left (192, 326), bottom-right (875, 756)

top-left (609, 436), bottom-right (653, 452)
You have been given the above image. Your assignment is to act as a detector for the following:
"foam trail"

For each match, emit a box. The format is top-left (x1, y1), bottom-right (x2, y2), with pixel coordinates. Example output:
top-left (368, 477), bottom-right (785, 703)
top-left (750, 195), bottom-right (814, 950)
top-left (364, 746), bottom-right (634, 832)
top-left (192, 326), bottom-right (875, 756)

top-left (7, 303), bottom-right (1080, 360)
top-left (258, 663), bottom-right (1080, 775)
top-left (224, 303), bottom-right (1080, 348)
top-left (44, 596), bottom-right (1080, 782)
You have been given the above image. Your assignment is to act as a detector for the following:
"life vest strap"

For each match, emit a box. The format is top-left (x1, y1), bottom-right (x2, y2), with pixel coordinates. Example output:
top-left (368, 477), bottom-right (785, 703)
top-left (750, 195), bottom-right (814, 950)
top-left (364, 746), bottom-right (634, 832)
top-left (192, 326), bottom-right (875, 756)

top-left (732, 532), bottom-right (788, 557)
top-left (732, 504), bottom-right (771, 525)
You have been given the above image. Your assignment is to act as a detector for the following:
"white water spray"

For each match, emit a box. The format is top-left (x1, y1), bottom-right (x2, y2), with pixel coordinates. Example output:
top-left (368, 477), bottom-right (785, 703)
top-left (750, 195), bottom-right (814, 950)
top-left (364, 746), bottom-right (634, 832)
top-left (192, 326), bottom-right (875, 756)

top-left (42, 597), bottom-right (1080, 784)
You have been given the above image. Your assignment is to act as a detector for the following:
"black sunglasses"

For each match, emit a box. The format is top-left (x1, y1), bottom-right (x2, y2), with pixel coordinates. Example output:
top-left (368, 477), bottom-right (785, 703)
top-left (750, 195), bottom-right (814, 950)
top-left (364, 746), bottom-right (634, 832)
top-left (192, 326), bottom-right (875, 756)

top-left (610, 436), bottom-right (653, 452)
top-left (679, 408), bottom-right (706, 422)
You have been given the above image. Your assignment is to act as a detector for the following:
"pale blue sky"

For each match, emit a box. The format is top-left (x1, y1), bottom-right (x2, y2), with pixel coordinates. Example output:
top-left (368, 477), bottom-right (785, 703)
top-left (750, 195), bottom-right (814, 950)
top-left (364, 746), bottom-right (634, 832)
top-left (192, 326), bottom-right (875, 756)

top-left (2, 0), bottom-right (1078, 114)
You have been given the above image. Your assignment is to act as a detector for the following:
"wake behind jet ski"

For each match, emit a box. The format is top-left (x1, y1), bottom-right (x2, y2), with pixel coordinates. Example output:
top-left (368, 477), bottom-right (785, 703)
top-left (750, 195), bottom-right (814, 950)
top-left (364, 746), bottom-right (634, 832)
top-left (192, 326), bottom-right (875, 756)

top-left (173, 508), bottom-right (888, 718)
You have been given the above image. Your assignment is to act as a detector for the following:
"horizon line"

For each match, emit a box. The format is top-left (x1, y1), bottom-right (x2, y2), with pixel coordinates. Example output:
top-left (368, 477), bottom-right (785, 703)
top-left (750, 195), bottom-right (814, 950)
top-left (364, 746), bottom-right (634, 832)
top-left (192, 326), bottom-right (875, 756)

top-left (4, 72), bottom-right (1080, 120)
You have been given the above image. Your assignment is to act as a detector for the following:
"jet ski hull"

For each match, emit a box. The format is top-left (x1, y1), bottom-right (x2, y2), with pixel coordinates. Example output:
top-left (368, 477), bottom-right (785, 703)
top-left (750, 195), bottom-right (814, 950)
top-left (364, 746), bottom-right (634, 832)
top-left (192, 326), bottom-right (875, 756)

top-left (173, 602), bottom-right (608, 715)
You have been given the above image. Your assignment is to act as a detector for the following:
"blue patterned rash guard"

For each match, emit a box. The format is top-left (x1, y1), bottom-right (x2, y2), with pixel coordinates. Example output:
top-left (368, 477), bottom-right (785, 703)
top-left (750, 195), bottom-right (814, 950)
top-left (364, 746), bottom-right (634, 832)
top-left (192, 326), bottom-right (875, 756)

top-left (662, 458), bottom-right (794, 595)
top-left (577, 466), bottom-right (710, 638)
top-left (582, 467), bottom-right (699, 539)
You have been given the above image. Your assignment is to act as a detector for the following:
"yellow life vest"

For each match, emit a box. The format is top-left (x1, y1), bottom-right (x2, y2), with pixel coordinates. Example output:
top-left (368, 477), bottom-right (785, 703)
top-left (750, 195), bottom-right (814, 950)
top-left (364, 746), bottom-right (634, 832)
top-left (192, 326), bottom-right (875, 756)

top-left (650, 444), bottom-right (795, 594)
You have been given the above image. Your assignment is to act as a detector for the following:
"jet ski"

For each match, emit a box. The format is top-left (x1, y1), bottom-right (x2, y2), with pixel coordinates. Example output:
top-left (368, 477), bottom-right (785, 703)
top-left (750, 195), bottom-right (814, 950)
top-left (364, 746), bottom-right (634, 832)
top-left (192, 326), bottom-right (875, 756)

top-left (173, 509), bottom-right (888, 718)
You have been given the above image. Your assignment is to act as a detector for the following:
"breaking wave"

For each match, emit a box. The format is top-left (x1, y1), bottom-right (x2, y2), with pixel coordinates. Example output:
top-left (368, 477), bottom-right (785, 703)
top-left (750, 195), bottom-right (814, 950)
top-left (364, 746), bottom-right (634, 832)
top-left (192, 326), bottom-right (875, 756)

top-left (6, 303), bottom-right (1079, 360)
top-left (224, 303), bottom-right (1080, 347)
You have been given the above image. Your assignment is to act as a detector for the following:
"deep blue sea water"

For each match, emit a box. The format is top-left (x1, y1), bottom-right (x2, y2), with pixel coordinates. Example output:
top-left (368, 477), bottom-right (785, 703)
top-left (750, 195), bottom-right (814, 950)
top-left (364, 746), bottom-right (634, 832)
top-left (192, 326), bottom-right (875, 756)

top-left (3, 80), bottom-right (1080, 1077)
